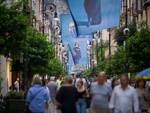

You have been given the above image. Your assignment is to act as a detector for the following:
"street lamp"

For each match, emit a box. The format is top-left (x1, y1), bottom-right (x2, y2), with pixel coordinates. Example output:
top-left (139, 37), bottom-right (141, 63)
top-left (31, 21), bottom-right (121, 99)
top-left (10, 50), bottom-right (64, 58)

top-left (123, 27), bottom-right (130, 73)
top-left (123, 0), bottom-right (129, 73)
top-left (123, 28), bottom-right (130, 35)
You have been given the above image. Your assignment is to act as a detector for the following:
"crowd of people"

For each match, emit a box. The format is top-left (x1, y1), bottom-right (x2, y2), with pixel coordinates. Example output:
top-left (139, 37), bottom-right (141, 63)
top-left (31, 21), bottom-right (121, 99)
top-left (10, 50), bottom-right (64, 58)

top-left (25, 72), bottom-right (150, 113)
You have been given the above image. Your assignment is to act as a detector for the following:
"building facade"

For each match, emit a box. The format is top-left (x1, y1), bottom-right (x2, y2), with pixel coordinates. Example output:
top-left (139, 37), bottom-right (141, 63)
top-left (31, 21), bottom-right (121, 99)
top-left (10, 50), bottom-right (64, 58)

top-left (120, 0), bottom-right (150, 27)
top-left (0, 56), bottom-right (12, 96)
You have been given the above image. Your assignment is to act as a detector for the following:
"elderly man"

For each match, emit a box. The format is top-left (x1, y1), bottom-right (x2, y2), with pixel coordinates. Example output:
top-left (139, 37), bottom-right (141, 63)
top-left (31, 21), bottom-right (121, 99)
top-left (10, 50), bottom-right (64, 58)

top-left (109, 73), bottom-right (139, 113)
top-left (90, 72), bottom-right (111, 113)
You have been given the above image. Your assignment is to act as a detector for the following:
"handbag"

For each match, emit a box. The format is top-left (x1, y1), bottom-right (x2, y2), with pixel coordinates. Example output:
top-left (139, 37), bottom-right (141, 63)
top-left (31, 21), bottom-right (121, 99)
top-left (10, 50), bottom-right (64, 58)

top-left (85, 86), bottom-right (91, 108)
top-left (85, 96), bottom-right (91, 108)
top-left (26, 88), bottom-right (43, 113)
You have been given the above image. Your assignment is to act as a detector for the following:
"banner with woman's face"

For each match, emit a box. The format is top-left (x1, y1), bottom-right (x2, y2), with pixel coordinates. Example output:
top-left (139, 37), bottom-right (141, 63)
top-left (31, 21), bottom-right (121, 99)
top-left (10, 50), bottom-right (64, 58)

top-left (67, 0), bottom-right (121, 35)
top-left (60, 14), bottom-right (92, 72)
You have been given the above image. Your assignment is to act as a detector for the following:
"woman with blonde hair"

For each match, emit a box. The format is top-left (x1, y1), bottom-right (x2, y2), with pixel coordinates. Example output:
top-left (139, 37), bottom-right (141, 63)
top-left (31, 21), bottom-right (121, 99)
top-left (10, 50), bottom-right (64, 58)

top-left (26, 75), bottom-right (50, 113)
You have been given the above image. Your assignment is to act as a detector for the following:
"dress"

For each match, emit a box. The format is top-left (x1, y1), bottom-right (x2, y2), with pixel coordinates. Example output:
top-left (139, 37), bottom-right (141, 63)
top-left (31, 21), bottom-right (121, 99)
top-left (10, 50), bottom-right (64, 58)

top-left (56, 85), bottom-right (78, 113)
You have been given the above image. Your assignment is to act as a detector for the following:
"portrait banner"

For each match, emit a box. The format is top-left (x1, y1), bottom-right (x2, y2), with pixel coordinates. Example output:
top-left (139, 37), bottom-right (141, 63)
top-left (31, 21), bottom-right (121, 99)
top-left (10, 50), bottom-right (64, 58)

top-left (67, 0), bottom-right (121, 35)
top-left (60, 14), bottom-right (92, 72)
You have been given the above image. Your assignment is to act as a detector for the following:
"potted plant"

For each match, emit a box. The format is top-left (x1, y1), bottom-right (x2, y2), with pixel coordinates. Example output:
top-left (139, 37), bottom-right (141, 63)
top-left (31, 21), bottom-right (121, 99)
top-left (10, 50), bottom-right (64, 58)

top-left (5, 90), bottom-right (25, 113)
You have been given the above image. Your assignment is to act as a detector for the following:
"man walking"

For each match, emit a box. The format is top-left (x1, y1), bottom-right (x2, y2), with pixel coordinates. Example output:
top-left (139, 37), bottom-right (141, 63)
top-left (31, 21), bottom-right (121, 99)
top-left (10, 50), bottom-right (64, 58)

top-left (90, 72), bottom-right (111, 113)
top-left (109, 73), bottom-right (139, 113)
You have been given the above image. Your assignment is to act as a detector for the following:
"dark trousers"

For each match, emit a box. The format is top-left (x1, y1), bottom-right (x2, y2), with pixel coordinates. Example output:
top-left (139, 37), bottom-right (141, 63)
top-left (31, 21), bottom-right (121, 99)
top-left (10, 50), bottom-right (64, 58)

top-left (31, 112), bottom-right (44, 113)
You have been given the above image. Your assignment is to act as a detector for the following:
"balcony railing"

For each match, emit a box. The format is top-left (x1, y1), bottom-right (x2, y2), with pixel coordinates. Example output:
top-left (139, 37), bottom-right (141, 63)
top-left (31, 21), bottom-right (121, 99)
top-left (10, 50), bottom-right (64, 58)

top-left (144, 0), bottom-right (150, 8)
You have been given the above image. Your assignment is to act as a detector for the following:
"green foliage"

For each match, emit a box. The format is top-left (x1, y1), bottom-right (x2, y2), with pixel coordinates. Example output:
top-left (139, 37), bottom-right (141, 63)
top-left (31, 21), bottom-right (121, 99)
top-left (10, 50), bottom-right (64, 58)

top-left (48, 58), bottom-right (66, 76)
top-left (24, 27), bottom-right (55, 75)
top-left (0, 0), bottom-right (27, 56)
top-left (11, 26), bottom-right (65, 76)
top-left (104, 46), bottom-right (126, 75)
top-left (85, 68), bottom-right (91, 77)
top-left (0, 0), bottom-right (65, 77)
top-left (127, 28), bottom-right (150, 72)
top-left (6, 90), bottom-right (24, 99)
top-left (92, 46), bottom-right (125, 76)
top-left (94, 27), bottom-right (150, 75)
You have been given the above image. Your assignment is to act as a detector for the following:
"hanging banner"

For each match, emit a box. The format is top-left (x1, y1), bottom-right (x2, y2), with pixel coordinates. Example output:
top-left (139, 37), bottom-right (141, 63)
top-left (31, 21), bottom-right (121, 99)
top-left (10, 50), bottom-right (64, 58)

top-left (67, 0), bottom-right (121, 35)
top-left (60, 14), bottom-right (91, 72)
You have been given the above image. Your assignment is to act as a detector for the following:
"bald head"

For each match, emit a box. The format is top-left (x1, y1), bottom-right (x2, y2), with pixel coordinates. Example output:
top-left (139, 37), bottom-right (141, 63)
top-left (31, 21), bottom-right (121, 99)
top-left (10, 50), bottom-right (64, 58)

top-left (120, 73), bottom-right (129, 89)
top-left (97, 71), bottom-right (106, 85)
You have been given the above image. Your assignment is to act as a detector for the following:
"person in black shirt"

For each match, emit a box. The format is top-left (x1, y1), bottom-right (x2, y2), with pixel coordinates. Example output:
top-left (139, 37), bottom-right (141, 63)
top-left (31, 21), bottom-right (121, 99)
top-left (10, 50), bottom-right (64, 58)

top-left (76, 80), bottom-right (89, 113)
top-left (56, 76), bottom-right (78, 113)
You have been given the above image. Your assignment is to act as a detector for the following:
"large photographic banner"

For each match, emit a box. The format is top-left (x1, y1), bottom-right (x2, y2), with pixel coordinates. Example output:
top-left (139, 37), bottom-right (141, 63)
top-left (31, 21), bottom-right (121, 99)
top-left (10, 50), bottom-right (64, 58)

top-left (61, 14), bottom-right (91, 72)
top-left (67, 0), bottom-right (121, 35)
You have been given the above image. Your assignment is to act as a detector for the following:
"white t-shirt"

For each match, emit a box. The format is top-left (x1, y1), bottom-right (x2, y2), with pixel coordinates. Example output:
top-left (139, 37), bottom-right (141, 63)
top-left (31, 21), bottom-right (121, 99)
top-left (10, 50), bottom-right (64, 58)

top-left (14, 81), bottom-right (19, 90)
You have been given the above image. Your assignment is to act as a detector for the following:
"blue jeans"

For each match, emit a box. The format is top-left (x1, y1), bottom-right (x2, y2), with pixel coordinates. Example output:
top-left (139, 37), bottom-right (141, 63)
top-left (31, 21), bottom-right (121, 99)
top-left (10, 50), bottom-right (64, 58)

top-left (76, 98), bottom-right (87, 113)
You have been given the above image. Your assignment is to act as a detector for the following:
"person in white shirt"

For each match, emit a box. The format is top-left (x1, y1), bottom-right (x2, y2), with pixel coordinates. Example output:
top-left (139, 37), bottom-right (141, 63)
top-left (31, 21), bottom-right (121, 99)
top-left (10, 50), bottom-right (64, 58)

top-left (14, 78), bottom-right (19, 91)
top-left (75, 76), bottom-right (90, 88)
top-left (90, 72), bottom-right (112, 113)
top-left (109, 73), bottom-right (139, 113)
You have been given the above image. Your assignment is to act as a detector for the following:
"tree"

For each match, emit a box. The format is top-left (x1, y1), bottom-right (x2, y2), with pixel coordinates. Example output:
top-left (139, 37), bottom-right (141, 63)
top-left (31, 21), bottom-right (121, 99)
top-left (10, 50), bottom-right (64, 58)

top-left (127, 28), bottom-right (150, 72)
top-left (104, 46), bottom-right (126, 75)
top-left (0, 0), bottom-right (66, 78)
top-left (48, 58), bottom-right (66, 76)
top-left (99, 27), bottom-right (150, 75)
top-left (22, 27), bottom-right (55, 75)
top-left (0, 0), bottom-right (27, 57)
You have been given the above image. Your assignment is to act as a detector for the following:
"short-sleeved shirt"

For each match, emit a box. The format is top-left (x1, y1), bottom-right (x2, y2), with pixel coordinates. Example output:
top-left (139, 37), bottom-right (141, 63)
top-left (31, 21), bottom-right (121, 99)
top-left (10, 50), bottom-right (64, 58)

top-left (90, 82), bottom-right (111, 108)
top-left (26, 84), bottom-right (49, 113)
top-left (109, 85), bottom-right (139, 113)
top-left (56, 86), bottom-right (78, 113)
top-left (14, 81), bottom-right (19, 90)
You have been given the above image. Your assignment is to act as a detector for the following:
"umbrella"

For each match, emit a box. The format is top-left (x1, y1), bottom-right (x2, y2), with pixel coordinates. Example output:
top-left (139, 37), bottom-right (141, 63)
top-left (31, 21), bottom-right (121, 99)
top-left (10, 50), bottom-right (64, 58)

top-left (136, 68), bottom-right (150, 79)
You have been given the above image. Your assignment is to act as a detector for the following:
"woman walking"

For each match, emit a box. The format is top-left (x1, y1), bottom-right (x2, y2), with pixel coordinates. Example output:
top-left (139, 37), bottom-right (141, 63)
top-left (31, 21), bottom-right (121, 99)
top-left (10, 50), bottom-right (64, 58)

top-left (136, 79), bottom-right (150, 113)
top-left (76, 80), bottom-right (89, 113)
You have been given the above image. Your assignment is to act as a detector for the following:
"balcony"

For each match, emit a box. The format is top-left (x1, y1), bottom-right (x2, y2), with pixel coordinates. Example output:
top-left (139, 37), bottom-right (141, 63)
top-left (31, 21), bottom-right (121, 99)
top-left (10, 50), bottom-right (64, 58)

top-left (144, 0), bottom-right (150, 8)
